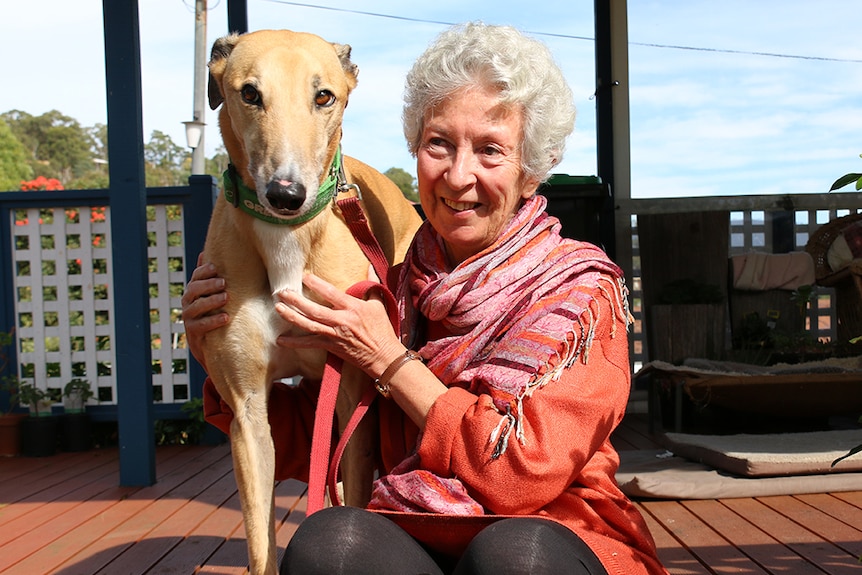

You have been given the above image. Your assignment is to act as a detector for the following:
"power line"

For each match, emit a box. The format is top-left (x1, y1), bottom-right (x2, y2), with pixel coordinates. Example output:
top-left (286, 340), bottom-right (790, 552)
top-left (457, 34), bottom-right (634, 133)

top-left (264, 0), bottom-right (862, 64)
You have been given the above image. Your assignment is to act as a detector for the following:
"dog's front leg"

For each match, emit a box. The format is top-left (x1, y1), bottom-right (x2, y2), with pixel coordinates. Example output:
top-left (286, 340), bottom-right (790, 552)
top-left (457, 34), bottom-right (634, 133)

top-left (227, 385), bottom-right (278, 575)
top-left (336, 364), bottom-right (378, 507)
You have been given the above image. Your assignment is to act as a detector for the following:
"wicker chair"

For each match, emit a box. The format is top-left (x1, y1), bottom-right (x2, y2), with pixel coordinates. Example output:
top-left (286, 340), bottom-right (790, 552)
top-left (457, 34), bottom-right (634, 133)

top-left (805, 212), bottom-right (862, 343)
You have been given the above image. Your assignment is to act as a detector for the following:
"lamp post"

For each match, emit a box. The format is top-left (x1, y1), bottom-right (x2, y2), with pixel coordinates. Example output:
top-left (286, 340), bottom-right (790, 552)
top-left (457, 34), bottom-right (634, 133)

top-left (183, 120), bottom-right (205, 150)
top-left (187, 0), bottom-right (207, 174)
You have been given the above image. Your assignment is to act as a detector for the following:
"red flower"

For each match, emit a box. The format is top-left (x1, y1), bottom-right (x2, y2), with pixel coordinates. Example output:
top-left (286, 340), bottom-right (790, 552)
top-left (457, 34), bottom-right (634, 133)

top-left (20, 176), bottom-right (64, 191)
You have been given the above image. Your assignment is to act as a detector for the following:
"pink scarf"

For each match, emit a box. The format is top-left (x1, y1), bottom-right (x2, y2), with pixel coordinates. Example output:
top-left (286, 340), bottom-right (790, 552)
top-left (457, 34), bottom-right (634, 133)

top-left (369, 195), bottom-right (630, 514)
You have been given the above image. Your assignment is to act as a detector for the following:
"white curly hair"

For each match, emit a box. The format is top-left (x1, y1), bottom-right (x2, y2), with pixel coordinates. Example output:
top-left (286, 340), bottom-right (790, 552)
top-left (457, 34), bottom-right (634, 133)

top-left (402, 22), bottom-right (576, 183)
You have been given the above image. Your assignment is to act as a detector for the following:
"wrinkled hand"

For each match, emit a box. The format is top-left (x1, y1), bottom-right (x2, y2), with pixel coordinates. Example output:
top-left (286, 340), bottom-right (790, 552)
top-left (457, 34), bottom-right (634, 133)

top-left (181, 254), bottom-right (229, 366)
top-left (274, 273), bottom-right (404, 379)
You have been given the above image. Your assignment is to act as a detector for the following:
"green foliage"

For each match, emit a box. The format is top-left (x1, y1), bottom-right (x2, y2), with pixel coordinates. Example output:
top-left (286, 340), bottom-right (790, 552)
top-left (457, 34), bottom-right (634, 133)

top-left (145, 130), bottom-right (191, 187)
top-left (154, 397), bottom-right (206, 445)
top-left (63, 378), bottom-right (94, 402)
top-left (0, 109), bottom-right (419, 198)
top-left (0, 329), bottom-right (20, 415)
top-left (2, 109), bottom-right (95, 184)
top-left (829, 153), bottom-right (862, 192)
top-left (384, 167), bottom-right (419, 202)
top-left (18, 382), bottom-right (50, 415)
top-left (789, 284), bottom-right (814, 315)
top-left (0, 118), bottom-right (33, 191)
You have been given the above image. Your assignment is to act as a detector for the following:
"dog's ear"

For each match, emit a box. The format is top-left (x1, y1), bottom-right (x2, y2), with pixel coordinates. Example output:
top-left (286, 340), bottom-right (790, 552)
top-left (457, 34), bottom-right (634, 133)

top-left (208, 33), bottom-right (240, 110)
top-left (332, 43), bottom-right (359, 89)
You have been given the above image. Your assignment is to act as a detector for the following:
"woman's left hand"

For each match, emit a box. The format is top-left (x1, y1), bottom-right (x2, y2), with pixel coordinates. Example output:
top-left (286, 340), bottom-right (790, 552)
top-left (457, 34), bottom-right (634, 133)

top-left (274, 274), bottom-right (406, 380)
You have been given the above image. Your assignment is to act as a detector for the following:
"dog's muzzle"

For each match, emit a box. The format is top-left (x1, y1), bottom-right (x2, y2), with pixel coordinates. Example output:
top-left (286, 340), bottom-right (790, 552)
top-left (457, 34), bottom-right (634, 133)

top-left (266, 181), bottom-right (307, 212)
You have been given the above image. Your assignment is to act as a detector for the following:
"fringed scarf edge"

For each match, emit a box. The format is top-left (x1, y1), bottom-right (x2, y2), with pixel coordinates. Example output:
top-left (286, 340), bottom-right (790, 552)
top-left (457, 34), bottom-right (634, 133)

top-left (488, 274), bottom-right (632, 459)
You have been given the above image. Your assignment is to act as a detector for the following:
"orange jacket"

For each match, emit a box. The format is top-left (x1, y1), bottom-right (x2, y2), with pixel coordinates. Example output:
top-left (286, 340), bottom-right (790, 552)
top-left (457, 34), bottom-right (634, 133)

top-left (203, 285), bottom-right (667, 575)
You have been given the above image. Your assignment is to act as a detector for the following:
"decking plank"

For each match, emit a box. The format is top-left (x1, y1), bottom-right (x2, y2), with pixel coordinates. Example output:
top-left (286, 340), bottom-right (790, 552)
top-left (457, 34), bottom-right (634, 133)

top-left (756, 495), bottom-right (862, 560)
top-left (0, 446), bottom-right (228, 575)
top-left (640, 500), bottom-right (771, 574)
top-left (145, 491), bottom-right (244, 574)
top-left (794, 493), bottom-right (862, 532)
top-left (0, 451), bottom-right (92, 503)
top-left (682, 499), bottom-right (825, 575)
top-left (635, 502), bottom-right (713, 575)
top-left (53, 444), bottom-right (235, 575)
top-left (722, 497), bottom-right (862, 575)
top-left (0, 454), bottom-right (119, 546)
top-left (1, 413), bottom-right (860, 575)
top-left (89, 461), bottom-right (240, 575)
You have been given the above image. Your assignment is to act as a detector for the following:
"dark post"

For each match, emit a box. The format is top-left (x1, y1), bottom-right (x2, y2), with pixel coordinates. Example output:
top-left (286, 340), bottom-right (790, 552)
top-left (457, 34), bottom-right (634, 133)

top-left (102, 0), bottom-right (155, 486)
top-left (594, 0), bottom-right (617, 259)
top-left (185, 175), bottom-right (218, 400)
top-left (227, 0), bottom-right (249, 33)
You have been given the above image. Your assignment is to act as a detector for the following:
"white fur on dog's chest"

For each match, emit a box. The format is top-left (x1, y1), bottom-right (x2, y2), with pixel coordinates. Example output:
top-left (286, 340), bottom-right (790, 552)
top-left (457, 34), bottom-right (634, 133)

top-left (255, 219), bottom-right (307, 296)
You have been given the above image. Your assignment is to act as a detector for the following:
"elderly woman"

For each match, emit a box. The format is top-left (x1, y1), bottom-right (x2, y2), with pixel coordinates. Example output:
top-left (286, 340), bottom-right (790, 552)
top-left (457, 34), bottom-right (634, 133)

top-left (184, 22), bottom-right (667, 575)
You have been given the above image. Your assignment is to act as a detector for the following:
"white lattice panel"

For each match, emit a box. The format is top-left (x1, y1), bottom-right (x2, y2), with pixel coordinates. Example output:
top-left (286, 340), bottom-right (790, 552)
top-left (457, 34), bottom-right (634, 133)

top-left (147, 204), bottom-right (190, 403)
top-left (9, 204), bottom-right (190, 407)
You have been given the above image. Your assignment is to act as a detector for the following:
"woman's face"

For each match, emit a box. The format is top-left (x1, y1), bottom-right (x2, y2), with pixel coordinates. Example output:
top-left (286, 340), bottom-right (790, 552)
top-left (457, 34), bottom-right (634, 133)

top-left (416, 84), bottom-right (538, 266)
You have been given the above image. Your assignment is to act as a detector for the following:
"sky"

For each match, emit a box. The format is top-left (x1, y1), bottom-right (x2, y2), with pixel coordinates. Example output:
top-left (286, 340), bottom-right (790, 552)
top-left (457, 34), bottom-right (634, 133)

top-left (1, 0), bottom-right (860, 199)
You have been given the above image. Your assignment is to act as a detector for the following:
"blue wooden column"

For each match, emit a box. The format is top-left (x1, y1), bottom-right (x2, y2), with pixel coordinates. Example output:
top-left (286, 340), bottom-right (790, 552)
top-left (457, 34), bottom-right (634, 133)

top-left (103, 0), bottom-right (155, 486)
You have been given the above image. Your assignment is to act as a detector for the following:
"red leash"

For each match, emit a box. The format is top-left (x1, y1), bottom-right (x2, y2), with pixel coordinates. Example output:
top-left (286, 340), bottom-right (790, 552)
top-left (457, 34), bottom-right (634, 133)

top-left (336, 194), bottom-right (392, 284)
top-left (306, 280), bottom-right (399, 514)
top-left (306, 191), bottom-right (398, 514)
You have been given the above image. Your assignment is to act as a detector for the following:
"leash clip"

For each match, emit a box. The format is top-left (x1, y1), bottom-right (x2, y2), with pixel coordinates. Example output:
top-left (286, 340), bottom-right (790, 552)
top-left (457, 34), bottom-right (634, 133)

top-left (337, 182), bottom-right (363, 203)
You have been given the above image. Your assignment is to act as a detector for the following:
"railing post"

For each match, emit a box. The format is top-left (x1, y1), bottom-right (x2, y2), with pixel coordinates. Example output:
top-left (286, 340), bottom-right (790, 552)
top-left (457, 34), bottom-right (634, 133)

top-left (185, 175), bottom-right (217, 401)
top-left (103, 0), bottom-right (155, 486)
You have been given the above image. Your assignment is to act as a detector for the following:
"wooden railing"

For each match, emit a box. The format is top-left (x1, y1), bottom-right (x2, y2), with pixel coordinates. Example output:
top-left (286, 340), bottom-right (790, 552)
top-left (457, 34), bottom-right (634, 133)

top-left (617, 192), bottom-right (862, 369)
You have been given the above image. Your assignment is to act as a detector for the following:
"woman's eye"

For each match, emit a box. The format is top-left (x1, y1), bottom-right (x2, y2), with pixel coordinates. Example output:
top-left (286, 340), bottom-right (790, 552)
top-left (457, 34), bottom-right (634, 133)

top-left (315, 90), bottom-right (336, 107)
top-left (482, 145), bottom-right (502, 156)
top-left (241, 85), bottom-right (261, 105)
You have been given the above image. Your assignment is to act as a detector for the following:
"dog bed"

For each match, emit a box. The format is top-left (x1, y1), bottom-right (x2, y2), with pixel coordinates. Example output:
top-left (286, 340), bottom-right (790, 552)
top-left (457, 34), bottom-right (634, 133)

top-left (616, 449), bottom-right (862, 500)
top-left (662, 429), bottom-right (862, 477)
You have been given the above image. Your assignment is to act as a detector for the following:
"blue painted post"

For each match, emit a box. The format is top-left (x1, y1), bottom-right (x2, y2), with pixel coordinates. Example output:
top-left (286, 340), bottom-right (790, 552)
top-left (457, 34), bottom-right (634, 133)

top-left (102, 0), bottom-right (155, 486)
top-left (227, 0), bottom-right (248, 34)
top-left (186, 175), bottom-right (218, 401)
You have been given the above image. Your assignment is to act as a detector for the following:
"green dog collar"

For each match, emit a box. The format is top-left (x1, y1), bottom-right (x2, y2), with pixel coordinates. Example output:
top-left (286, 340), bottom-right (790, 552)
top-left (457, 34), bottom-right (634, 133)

top-left (222, 147), bottom-right (342, 226)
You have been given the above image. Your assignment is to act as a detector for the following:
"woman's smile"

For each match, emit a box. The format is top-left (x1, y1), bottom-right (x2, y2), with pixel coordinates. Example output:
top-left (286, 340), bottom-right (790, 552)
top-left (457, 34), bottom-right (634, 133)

top-left (442, 198), bottom-right (481, 212)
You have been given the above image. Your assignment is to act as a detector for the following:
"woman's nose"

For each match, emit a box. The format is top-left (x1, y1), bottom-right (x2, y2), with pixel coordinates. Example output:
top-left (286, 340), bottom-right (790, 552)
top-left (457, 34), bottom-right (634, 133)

top-left (445, 150), bottom-right (477, 190)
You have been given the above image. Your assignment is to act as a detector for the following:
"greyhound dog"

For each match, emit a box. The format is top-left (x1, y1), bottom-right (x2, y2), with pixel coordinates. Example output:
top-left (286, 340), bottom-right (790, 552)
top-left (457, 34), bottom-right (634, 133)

top-left (201, 29), bottom-right (421, 574)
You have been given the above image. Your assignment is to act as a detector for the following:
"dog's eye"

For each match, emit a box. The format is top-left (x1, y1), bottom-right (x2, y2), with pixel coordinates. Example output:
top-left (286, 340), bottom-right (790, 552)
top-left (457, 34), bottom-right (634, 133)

top-left (314, 90), bottom-right (336, 108)
top-left (241, 84), bottom-right (261, 106)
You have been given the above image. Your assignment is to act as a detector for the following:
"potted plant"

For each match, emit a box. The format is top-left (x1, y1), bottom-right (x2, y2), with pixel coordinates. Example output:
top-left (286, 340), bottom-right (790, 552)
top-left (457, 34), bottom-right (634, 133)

top-left (829, 159), bottom-right (862, 467)
top-left (63, 378), bottom-right (94, 413)
top-left (19, 382), bottom-right (53, 417)
top-left (19, 382), bottom-right (59, 456)
top-left (0, 373), bottom-right (24, 457)
top-left (0, 328), bottom-right (26, 456)
top-left (61, 378), bottom-right (93, 451)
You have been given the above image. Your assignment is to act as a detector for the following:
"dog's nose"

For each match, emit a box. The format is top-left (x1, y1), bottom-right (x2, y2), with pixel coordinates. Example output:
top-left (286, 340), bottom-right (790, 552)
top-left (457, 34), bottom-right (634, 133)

top-left (266, 181), bottom-right (307, 211)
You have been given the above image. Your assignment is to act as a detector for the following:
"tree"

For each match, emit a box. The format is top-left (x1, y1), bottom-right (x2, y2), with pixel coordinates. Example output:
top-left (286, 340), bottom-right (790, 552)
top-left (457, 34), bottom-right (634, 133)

top-left (144, 130), bottom-right (190, 187)
top-left (384, 167), bottom-right (419, 202)
top-left (206, 145), bottom-right (230, 179)
top-left (1, 110), bottom-right (95, 185)
top-left (0, 118), bottom-right (33, 191)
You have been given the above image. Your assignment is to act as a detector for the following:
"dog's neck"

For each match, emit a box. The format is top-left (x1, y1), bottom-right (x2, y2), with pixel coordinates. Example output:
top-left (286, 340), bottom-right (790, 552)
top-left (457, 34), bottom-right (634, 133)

top-left (223, 148), bottom-right (343, 226)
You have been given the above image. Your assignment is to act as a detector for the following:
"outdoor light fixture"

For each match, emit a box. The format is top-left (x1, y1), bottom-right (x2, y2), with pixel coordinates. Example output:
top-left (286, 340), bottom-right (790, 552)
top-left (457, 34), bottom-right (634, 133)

top-left (183, 120), bottom-right (206, 149)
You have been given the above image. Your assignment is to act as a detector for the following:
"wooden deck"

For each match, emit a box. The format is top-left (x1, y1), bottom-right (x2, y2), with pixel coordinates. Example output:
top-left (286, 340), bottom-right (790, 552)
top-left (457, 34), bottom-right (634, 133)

top-left (1, 412), bottom-right (860, 574)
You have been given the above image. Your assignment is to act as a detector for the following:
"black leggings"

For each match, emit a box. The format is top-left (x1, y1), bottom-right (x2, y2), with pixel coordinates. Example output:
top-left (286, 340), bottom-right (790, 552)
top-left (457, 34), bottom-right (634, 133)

top-left (280, 506), bottom-right (609, 575)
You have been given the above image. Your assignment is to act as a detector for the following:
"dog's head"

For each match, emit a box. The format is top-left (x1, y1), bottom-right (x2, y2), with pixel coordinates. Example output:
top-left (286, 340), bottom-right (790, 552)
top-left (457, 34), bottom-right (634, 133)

top-left (208, 29), bottom-right (359, 220)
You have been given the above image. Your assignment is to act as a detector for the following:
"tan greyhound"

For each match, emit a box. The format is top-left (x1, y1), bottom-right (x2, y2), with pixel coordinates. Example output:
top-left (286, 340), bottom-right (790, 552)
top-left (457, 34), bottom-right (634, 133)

top-left (201, 29), bottom-right (421, 574)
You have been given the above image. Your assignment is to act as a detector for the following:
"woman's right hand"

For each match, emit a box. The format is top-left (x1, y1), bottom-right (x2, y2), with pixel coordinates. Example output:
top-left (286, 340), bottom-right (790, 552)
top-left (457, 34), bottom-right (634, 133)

top-left (181, 255), bottom-right (229, 367)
